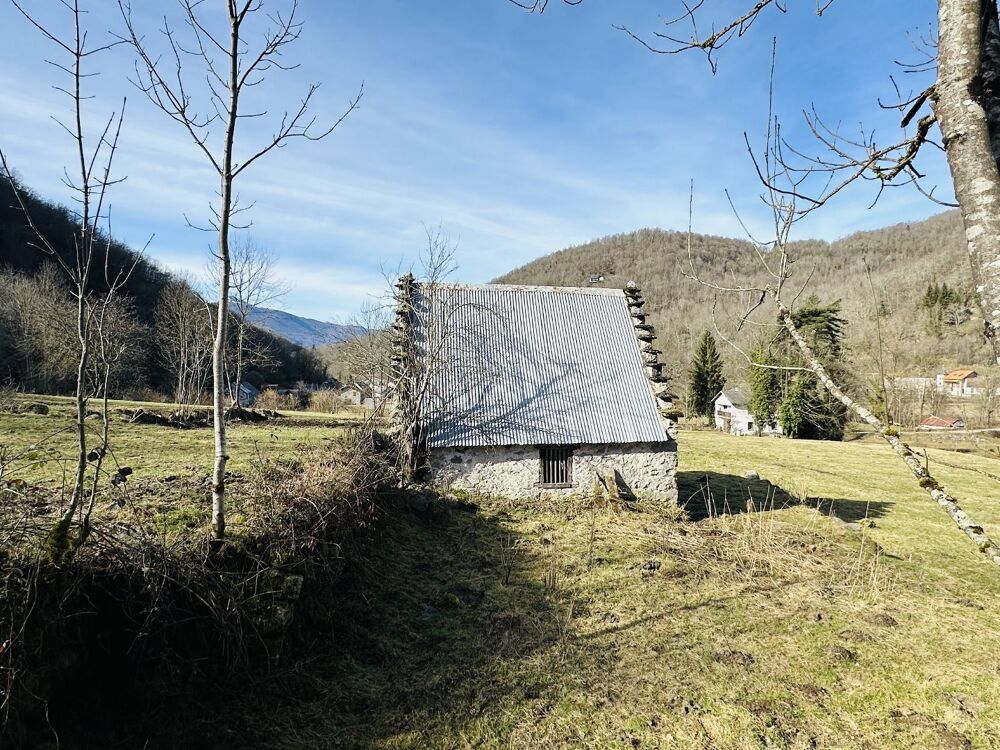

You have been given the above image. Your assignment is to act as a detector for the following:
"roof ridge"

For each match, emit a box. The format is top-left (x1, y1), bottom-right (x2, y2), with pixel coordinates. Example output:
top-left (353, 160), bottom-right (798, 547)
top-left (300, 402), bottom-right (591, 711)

top-left (422, 282), bottom-right (627, 296)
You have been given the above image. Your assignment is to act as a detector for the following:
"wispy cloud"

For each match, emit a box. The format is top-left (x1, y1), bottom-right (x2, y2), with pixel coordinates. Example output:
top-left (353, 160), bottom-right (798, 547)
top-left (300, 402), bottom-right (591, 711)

top-left (0, 1), bottom-right (951, 321)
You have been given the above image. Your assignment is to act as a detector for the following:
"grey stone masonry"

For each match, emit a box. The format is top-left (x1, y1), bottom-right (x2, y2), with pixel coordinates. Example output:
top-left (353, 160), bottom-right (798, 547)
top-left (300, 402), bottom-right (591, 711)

top-left (428, 442), bottom-right (678, 502)
top-left (624, 282), bottom-right (678, 440)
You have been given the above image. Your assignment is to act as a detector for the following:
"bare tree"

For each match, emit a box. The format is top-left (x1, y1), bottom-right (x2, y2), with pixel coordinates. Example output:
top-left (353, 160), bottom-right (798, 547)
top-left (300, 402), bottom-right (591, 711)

top-left (119, 0), bottom-right (362, 540)
top-left (155, 279), bottom-right (214, 410)
top-left (389, 228), bottom-right (459, 480)
top-left (512, 1), bottom-right (1000, 365)
top-left (389, 227), bottom-right (521, 482)
top-left (339, 301), bottom-right (393, 407)
top-left (0, 265), bottom-right (79, 393)
top-left (207, 236), bottom-right (289, 406)
top-left (680, 51), bottom-right (1000, 565)
top-left (0, 0), bottom-right (139, 558)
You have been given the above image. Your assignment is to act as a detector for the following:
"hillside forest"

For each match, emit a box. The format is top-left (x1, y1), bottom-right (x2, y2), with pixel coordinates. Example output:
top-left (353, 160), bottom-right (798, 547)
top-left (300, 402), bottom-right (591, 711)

top-left (0, 176), bottom-right (327, 401)
top-left (498, 211), bottom-right (994, 423)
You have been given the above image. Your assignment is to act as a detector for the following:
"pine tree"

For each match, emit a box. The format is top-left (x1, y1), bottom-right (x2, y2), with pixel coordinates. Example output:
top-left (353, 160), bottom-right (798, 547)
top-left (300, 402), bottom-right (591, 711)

top-left (689, 330), bottom-right (725, 421)
top-left (747, 343), bottom-right (780, 435)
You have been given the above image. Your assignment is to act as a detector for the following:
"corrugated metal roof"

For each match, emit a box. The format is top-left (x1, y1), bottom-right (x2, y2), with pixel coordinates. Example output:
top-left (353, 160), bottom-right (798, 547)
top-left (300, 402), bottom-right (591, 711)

top-left (918, 415), bottom-right (962, 428)
top-left (411, 283), bottom-right (669, 448)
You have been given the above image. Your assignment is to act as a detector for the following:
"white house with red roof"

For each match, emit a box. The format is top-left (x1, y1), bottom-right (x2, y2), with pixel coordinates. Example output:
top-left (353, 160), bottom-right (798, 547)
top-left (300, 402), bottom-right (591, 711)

top-left (936, 369), bottom-right (979, 396)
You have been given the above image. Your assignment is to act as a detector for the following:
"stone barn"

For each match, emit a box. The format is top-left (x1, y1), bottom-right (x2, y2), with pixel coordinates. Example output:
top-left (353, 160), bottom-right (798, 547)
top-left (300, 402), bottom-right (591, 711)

top-left (392, 278), bottom-right (677, 502)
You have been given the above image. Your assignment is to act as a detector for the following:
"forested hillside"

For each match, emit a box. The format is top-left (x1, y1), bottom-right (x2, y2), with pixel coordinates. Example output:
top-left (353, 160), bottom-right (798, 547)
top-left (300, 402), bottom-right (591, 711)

top-left (0, 177), bottom-right (326, 395)
top-left (497, 211), bottom-right (989, 383)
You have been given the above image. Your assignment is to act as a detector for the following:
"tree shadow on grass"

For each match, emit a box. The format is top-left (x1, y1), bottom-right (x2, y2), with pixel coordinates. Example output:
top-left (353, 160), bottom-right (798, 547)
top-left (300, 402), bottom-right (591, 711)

top-left (678, 471), bottom-right (893, 523)
top-left (216, 492), bottom-right (558, 750)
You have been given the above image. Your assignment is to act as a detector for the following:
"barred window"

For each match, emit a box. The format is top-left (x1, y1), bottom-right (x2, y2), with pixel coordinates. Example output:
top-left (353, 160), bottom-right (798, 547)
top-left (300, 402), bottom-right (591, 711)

top-left (539, 446), bottom-right (573, 487)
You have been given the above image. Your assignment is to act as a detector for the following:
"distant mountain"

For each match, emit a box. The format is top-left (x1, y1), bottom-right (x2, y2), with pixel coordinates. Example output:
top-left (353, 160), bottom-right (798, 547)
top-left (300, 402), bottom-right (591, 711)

top-left (496, 211), bottom-right (992, 378)
top-left (248, 307), bottom-right (363, 348)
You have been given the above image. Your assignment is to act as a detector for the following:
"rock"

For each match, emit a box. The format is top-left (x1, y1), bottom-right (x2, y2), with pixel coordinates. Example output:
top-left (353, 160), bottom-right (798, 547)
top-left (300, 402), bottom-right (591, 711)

top-left (23, 402), bottom-right (50, 415)
top-left (745, 470), bottom-right (760, 480)
top-left (641, 559), bottom-right (661, 572)
top-left (830, 516), bottom-right (861, 532)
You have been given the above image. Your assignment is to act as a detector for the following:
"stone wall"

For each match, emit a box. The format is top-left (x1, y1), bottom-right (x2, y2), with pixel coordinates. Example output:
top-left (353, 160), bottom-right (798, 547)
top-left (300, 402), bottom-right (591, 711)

top-left (428, 442), bottom-right (677, 502)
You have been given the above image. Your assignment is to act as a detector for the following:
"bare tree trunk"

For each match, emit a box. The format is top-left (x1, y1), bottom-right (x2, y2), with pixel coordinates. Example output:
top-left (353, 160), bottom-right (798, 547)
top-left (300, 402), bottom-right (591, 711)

top-left (775, 295), bottom-right (1000, 565)
top-left (936, 0), bottom-right (1000, 362)
top-left (234, 327), bottom-right (244, 407)
top-left (211, 16), bottom-right (242, 542)
top-left (122, 0), bottom-right (361, 540)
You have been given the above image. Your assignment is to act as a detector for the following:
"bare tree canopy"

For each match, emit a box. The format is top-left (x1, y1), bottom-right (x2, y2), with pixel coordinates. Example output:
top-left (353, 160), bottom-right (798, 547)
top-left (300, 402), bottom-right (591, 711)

top-left (0, 0), bottom-right (142, 557)
top-left (510, 0), bottom-right (1000, 364)
top-left (118, 0), bottom-right (362, 540)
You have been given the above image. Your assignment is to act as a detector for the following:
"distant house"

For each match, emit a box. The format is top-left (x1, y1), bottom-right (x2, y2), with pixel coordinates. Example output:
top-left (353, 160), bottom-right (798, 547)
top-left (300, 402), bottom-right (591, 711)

top-left (714, 388), bottom-right (781, 436)
top-left (394, 278), bottom-right (678, 501)
top-left (338, 385), bottom-right (364, 406)
top-left (937, 369), bottom-right (979, 396)
top-left (236, 382), bottom-right (260, 407)
top-left (917, 415), bottom-right (966, 431)
top-left (225, 381), bottom-right (260, 407)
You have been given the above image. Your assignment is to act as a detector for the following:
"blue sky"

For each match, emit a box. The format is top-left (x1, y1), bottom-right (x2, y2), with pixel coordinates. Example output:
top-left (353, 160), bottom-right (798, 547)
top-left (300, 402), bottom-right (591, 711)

top-left (0, 1), bottom-right (946, 322)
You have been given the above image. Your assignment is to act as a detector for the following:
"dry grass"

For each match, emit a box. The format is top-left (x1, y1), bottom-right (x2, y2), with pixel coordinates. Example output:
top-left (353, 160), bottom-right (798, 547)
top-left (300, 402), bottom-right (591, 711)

top-left (220, 431), bottom-right (1000, 749)
top-left (7, 412), bottom-right (1000, 748)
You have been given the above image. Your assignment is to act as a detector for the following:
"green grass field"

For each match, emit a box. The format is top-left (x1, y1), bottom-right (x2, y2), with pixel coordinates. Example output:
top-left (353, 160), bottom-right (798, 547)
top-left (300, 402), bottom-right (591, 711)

top-left (0, 393), bottom-right (360, 484)
top-left (5, 403), bottom-right (1000, 748)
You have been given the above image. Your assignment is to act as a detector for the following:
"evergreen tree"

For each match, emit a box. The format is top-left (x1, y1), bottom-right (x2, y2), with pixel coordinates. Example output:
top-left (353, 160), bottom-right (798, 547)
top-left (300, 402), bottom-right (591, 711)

top-left (778, 372), bottom-right (848, 441)
top-left (689, 330), bottom-right (725, 421)
top-left (747, 343), bottom-right (780, 435)
top-left (788, 295), bottom-right (845, 359)
top-left (776, 297), bottom-right (850, 441)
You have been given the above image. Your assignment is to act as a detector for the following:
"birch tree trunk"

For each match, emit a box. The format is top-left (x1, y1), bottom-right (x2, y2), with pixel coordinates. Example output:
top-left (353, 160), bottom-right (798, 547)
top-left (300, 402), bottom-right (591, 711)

top-left (211, 16), bottom-right (242, 542)
top-left (775, 295), bottom-right (1000, 565)
top-left (935, 0), bottom-right (1000, 362)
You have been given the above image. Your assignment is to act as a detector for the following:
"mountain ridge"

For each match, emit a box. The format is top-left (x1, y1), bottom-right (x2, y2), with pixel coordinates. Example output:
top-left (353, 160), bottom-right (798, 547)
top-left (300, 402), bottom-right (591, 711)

top-left (248, 306), bottom-right (363, 348)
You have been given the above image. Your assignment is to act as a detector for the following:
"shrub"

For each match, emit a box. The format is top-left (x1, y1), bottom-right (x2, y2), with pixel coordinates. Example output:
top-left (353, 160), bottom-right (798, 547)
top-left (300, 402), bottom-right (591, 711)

top-left (256, 389), bottom-right (301, 411)
top-left (308, 388), bottom-right (346, 413)
top-left (240, 428), bottom-right (390, 559)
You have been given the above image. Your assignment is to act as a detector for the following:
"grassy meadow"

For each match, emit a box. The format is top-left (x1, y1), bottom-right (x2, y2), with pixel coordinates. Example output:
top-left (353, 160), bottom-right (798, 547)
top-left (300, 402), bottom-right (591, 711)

top-left (0, 393), bottom-right (362, 482)
top-left (5, 400), bottom-right (1000, 748)
top-left (220, 431), bottom-right (1000, 750)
